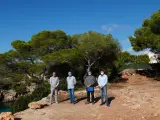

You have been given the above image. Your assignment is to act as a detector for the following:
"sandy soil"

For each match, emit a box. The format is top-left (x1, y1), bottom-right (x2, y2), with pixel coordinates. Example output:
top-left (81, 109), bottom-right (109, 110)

top-left (14, 75), bottom-right (160, 120)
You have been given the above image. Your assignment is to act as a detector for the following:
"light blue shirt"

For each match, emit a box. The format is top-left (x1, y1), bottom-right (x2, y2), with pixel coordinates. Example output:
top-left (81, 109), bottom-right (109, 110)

top-left (98, 74), bottom-right (108, 87)
top-left (66, 76), bottom-right (76, 89)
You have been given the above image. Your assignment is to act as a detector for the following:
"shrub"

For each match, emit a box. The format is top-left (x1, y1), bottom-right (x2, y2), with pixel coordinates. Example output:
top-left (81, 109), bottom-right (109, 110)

top-left (59, 78), bottom-right (67, 91)
top-left (12, 82), bottom-right (50, 113)
top-left (12, 95), bottom-right (32, 113)
top-left (12, 83), bottom-right (26, 94)
top-left (0, 78), bottom-right (12, 90)
top-left (31, 82), bottom-right (50, 101)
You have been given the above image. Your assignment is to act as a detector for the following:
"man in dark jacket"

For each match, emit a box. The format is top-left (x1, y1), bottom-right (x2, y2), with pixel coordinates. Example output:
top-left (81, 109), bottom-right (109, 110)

top-left (84, 71), bottom-right (96, 104)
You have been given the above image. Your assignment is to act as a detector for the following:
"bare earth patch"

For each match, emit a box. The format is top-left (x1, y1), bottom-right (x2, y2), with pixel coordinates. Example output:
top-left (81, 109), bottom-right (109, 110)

top-left (14, 75), bottom-right (160, 120)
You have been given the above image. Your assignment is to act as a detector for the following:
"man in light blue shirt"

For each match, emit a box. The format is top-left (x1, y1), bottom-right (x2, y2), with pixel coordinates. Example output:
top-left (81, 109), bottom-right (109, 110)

top-left (98, 70), bottom-right (109, 107)
top-left (66, 71), bottom-right (76, 104)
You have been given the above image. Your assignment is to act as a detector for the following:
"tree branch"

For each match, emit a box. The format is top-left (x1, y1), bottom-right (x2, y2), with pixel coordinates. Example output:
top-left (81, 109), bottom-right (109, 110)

top-left (28, 57), bottom-right (35, 64)
top-left (90, 53), bottom-right (104, 67)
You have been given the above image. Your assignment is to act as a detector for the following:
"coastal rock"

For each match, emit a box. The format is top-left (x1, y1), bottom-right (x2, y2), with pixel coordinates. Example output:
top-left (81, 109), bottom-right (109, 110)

top-left (28, 102), bottom-right (41, 109)
top-left (28, 99), bottom-right (49, 109)
top-left (0, 112), bottom-right (14, 120)
top-left (37, 97), bottom-right (49, 106)
top-left (1, 90), bottom-right (16, 102)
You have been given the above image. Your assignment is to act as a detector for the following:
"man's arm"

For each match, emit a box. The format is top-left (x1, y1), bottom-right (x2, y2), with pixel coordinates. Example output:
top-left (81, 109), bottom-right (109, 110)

top-left (74, 77), bottom-right (76, 85)
top-left (56, 77), bottom-right (60, 87)
top-left (66, 77), bottom-right (68, 84)
top-left (93, 76), bottom-right (96, 83)
top-left (49, 77), bottom-right (52, 85)
top-left (84, 78), bottom-right (87, 87)
top-left (92, 76), bottom-right (96, 86)
top-left (97, 76), bottom-right (101, 86)
top-left (103, 75), bottom-right (108, 86)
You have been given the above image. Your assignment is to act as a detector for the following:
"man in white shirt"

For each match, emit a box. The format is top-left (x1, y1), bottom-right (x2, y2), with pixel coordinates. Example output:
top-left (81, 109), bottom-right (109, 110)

top-left (98, 71), bottom-right (109, 107)
top-left (49, 72), bottom-right (59, 105)
top-left (66, 71), bottom-right (76, 104)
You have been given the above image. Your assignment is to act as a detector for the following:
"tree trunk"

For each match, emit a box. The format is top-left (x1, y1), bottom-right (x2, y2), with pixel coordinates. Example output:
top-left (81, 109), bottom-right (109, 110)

top-left (83, 65), bottom-right (91, 80)
top-left (87, 65), bottom-right (91, 72)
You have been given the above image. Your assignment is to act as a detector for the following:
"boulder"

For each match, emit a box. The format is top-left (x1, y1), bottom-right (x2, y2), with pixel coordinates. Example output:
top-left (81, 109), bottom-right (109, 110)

top-left (75, 91), bottom-right (86, 97)
top-left (28, 99), bottom-right (49, 109)
top-left (95, 86), bottom-right (100, 91)
top-left (122, 69), bottom-right (136, 76)
top-left (0, 112), bottom-right (14, 120)
top-left (37, 97), bottom-right (49, 106)
top-left (58, 90), bottom-right (68, 95)
top-left (28, 102), bottom-right (41, 109)
top-left (121, 73), bottom-right (128, 79)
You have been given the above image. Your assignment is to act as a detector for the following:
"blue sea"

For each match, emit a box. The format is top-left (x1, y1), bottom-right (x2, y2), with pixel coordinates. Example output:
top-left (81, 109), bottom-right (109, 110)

top-left (0, 102), bottom-right (12, 113)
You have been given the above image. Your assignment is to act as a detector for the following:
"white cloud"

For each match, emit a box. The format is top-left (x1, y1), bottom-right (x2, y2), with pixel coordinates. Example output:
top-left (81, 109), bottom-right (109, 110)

top-left (101, 24), bottom-right (130, 33)
top-left (101, 25), bottom-right (112, 33)
top-left (133, 50), bottom-right (150, 55)
top-left (124, 47), bottom-right (150, 55)
top-left (128, 48), bottom-right (134, 52)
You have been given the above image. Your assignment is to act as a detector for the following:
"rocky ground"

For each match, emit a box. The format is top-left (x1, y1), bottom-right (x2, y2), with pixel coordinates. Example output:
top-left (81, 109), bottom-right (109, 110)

top-left (14, 74), bottom-right (160, 120)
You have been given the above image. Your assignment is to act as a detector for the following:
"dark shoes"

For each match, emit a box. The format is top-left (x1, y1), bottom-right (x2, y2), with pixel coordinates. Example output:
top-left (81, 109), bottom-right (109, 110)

top-left (71, 101), bottom-right (76, 105)
top-left (85, 101), bottom-right (90, 104)
top-left (100, 103), bottom-right (104, 106)
top-left (85, 101), bottom-right (95, 105)
top-left (72, 101), bottom-right (76, 104)
top-left (100, 102), bottom-right (110, 107)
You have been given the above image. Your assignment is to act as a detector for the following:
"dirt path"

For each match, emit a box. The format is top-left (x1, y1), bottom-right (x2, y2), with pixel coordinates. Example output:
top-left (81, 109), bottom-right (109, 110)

top-left (15, 75), bottom-right (160, 120)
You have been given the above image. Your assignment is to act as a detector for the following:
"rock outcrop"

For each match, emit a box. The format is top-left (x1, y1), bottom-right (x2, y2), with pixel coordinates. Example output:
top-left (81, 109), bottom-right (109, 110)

top-left (28, 102), bottom-right (42, 109)
top-left (1, 90), bottom-right (16, 102)
top-left (28, 97), bottom-right (50, 109)
top-left (0, 112), bottom-right (14, 120)
top-left (122, 69), bottom-right (136, 76)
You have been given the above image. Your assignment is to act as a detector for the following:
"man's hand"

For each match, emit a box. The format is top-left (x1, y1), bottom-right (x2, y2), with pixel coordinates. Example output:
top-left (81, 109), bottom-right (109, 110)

top-left (97, 86), bottom-right (100, 88)
top-left (100, 86), bottom-right (103, 88)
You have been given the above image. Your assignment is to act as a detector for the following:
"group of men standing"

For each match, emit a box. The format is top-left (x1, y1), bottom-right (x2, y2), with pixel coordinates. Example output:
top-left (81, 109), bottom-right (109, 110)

top-left (49, 71), bottom-right (109, 107)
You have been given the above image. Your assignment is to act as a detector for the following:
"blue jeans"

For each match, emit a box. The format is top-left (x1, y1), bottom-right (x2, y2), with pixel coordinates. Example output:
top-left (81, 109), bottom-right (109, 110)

top-left (68, 89), bottom-right (75, 103)
top-left (100, 85), bottom-right (109, 106)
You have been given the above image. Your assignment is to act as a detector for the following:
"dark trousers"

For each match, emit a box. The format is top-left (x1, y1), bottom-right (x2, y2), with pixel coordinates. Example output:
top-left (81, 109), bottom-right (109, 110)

top-left (87, 91), bottom-right (94, 103)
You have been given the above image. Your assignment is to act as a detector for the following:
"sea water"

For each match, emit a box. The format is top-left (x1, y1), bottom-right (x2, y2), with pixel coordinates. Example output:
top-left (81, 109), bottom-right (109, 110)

top-left (0, 102), bottom-right (12, 113)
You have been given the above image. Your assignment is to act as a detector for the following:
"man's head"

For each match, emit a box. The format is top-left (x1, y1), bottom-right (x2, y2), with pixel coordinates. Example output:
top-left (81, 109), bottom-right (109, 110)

top-left (100, 71), bottom-right (104, 76)
top-left (52, 72), bottom-right (56, 77)
top-left (68, 71), bottom-right (72, 77)
top-left (88, 71), bottom-right (92, 76)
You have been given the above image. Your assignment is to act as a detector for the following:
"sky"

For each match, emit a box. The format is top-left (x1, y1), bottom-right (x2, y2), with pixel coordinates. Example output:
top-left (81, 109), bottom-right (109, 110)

top-left (0, 0), bottom-right (160, 54)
